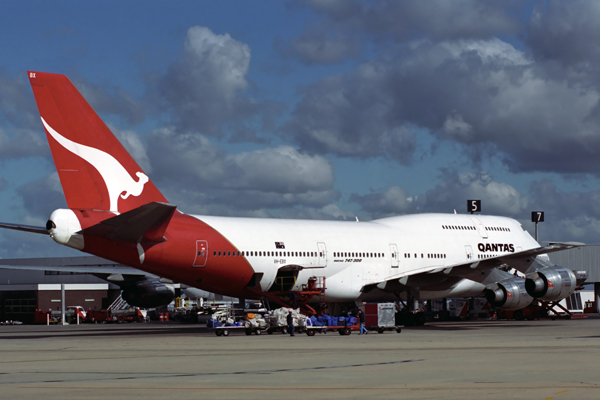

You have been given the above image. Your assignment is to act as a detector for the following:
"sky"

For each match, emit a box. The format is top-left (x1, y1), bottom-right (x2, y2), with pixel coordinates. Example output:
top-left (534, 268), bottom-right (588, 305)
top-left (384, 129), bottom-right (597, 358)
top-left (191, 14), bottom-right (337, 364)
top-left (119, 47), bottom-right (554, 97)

top-left (1, 0), bottom-right (600, 259)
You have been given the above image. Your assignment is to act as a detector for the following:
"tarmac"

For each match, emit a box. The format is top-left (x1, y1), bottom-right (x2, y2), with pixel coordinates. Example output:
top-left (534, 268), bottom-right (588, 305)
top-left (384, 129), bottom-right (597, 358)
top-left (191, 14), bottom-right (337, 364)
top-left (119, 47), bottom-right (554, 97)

top-left (1, 317), bottom-right (599, 400)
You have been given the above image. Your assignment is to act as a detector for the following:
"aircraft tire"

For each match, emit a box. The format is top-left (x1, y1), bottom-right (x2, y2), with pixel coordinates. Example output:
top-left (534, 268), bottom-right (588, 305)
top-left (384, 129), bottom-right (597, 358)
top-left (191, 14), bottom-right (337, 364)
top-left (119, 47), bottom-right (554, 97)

top-left (513, 310), bottom-right (524, 321)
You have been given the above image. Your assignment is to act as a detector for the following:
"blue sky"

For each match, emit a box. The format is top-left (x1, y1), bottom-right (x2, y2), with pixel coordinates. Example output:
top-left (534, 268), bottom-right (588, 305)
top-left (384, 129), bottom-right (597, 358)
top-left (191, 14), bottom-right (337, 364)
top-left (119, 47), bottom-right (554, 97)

top-left (2, 0), bottom-right (600, 258)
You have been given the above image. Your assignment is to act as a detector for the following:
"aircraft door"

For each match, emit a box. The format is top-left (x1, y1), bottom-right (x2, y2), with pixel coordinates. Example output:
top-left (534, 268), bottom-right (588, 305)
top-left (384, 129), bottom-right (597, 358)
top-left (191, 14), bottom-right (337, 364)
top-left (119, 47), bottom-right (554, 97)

top-left (317, 242), bottom-right (327, 267)
top-left (193, 240), bottom-right (208, 267)
top-left (390, 243), bottom-right (399, 268)
top-left (465, 245), bottom-right (473, 261)
top-left (468, 217), bottom-right (488, 239)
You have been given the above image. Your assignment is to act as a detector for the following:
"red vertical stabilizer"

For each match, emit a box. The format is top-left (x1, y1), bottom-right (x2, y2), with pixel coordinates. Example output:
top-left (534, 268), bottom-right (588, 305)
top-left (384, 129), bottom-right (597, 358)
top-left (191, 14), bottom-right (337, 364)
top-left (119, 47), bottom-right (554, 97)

top-left (27, 71), bottom-right (167, 213)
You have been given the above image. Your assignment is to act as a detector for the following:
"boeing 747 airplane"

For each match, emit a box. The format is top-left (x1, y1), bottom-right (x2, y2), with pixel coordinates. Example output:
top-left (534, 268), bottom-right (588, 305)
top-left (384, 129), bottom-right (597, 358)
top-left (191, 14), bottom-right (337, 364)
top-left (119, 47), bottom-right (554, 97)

top-left (0, 71), bottom-right (587, 315)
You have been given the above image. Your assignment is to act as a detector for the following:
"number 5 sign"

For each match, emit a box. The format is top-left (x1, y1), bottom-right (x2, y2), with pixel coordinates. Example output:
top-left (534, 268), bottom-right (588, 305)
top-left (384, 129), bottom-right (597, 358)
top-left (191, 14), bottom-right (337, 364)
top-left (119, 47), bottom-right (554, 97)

top-left (467, 200), bottom-right (481, 214)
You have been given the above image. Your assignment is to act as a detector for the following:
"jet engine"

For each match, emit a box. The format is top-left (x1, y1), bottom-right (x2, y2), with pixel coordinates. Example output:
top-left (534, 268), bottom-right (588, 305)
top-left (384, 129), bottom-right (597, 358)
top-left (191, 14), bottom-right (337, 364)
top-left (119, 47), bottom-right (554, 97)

top-left (484, 278), bottom-right (534, 310)
top-left (122, 280), bottom-right (175, 308)
top-left (525, 266), bottom-right (576, 302)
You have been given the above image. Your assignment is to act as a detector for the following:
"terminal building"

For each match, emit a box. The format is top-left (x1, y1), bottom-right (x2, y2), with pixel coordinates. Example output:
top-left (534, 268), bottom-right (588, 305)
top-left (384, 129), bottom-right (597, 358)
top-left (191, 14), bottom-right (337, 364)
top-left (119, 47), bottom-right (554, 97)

top-left (548, 246), bottom-right (600, 313)
top-left (0, 269), bottom-right (120, 323)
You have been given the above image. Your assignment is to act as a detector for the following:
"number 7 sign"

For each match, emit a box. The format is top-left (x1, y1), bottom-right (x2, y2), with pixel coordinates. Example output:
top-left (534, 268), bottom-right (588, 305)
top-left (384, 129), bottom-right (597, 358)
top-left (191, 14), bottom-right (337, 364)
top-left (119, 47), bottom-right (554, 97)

top-left (531, 211), bottom-right (544, 222)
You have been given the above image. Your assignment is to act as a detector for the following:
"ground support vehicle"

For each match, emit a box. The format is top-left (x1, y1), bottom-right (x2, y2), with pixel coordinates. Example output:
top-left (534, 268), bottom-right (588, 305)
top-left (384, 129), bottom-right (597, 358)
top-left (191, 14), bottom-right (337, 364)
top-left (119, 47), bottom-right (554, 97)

top-left (33, 310), bottom-right (57, 324)
top-left (304, 320), bottom-right (359, 336)
top-left (85, 308), bottom-right (146, 323)
top-left (365, 324), bottom-right (403, 334)
top-left (364, 303), bottom-right (403, 333)
top-left (264, 307), bottom-right (309, 334)
top-left (213, 325), bottom-right (264, 337)
top-left (208, 319), bottom-right (265, 336)
top-left (208, 307), bottom-right (267, 336)
top-left (110, 308), bottom-right (146, 323)
top-left (85, 310), bottom-right (112, 323)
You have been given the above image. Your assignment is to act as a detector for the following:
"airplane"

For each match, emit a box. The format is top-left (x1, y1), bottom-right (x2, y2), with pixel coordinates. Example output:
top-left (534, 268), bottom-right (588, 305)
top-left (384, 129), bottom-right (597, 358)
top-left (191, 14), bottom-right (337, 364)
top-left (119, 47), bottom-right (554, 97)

top-left (0, 71), bottom-right (588, 318)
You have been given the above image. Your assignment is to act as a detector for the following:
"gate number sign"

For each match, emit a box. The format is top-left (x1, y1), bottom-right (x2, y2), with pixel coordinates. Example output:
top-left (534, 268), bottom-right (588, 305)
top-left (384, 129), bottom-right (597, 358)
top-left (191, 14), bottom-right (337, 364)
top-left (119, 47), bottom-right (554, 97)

top-left (532, 211), bottom-right (544, 222)
top-left (467, 200), bottom-right (481, 213)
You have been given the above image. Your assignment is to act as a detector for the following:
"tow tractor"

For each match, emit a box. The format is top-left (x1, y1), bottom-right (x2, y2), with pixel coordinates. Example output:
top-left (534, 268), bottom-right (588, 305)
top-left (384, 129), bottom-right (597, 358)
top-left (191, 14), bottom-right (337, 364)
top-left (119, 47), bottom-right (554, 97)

top-left (208, 306), bottom-right (267, 336)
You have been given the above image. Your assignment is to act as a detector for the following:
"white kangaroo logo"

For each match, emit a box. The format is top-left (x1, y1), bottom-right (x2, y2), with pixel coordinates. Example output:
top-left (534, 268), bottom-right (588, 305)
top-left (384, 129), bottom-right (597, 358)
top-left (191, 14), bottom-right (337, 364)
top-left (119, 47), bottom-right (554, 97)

top-left (42, 117), bottom-right (148, 213)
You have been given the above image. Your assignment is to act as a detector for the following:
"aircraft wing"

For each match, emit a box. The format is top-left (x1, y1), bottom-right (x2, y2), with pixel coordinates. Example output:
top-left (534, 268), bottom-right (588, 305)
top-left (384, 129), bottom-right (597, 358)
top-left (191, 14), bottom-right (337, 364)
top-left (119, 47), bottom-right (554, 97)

top-left (366, 242), bottom-right (586, 295)
top-left (438, 241), bottom-right (585, 277)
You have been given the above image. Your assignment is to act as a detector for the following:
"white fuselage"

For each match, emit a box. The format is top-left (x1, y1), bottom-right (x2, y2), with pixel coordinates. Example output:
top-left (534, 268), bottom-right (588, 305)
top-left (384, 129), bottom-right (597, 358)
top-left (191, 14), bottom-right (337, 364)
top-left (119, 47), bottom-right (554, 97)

top-left (195, 213), bottom-right (540, 302)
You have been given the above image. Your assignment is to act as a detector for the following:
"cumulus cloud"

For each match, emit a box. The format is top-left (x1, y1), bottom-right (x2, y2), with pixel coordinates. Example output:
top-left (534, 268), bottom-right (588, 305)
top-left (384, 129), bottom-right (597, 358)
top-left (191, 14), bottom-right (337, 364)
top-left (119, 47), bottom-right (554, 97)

top-left (16, 172), bottom-right (66, 219)
top-left (109, 124), bottom-right (152, 173)
top-left (157, 26), bottom-right (270, 139)
top-left (283, 68), bottom-right (417, 164)
top-left (276, 29), bottom-right (362, 65)
top-left (421, 171), bottom-right (527, 216)
top-left (351, 186), bottom-right (414, 215)
top-left (352, 171), bottom-right (526, 219)
top-left (287, 0), bottom-right (519, 62)
top-left (520, 179), bottom-right (600, 243)
top-left (0, 69), bottom-right (40, 129)
top-left (74, 77), bottom-right (145, 125)
top-left (527, 1), bottom-right (600, 70)
top-left (0, 128), bottom-right (49, 159)
top-left (285, 36), bottom-right (600, 175)
top-left (145, 127), bottom-right (339, 213)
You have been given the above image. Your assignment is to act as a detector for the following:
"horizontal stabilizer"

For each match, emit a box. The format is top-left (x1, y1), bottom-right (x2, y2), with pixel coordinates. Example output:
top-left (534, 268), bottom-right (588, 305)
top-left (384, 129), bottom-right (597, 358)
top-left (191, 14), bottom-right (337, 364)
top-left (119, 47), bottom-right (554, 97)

top-left (79, 202), bottom-right (177, 244)
top-left (0, 255), bottom-right (141, 275)
top-left (0, 222), bottom-right (48, 235)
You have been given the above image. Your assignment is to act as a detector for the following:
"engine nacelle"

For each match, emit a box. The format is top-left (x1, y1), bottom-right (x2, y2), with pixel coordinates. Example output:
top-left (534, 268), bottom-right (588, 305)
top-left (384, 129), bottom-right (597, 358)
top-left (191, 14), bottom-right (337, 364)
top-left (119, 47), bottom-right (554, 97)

top-left (122, 280), bottom-right (175, 308)
top-left (525, 266), bottom-right (576, 302)
top-left (484, 278), bottom-right (534, 310)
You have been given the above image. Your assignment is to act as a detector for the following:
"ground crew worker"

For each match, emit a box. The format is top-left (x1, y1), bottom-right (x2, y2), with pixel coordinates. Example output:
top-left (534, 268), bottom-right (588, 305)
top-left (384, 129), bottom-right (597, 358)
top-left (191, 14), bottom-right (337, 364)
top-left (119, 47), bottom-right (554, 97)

top-left (358, 309), bottom-right (367, 335)
top-left (287, 310), bottom-right (295, 336)
top-left (290, 291), bottom-right (298, 308)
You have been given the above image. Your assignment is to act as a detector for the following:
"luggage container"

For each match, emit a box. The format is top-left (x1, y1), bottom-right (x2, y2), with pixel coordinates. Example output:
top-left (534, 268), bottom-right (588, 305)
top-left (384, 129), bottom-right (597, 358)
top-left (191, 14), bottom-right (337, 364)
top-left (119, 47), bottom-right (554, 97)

top-left (365, 303), bottom-right (403, 333)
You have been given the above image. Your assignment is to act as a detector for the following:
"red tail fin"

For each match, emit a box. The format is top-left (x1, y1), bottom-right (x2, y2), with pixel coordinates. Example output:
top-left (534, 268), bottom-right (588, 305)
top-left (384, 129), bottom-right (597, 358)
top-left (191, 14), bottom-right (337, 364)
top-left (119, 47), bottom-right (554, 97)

top-left (27, 71), bottom-right (167, 213)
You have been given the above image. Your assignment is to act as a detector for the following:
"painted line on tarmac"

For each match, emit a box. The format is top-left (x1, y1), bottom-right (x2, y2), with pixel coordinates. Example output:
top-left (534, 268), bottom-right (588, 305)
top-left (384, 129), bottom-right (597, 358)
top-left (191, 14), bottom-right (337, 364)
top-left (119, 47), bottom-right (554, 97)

top-left (1, 359), bottom-right (424, 385)
top-left (14, 385), bottom-right (600, 391)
